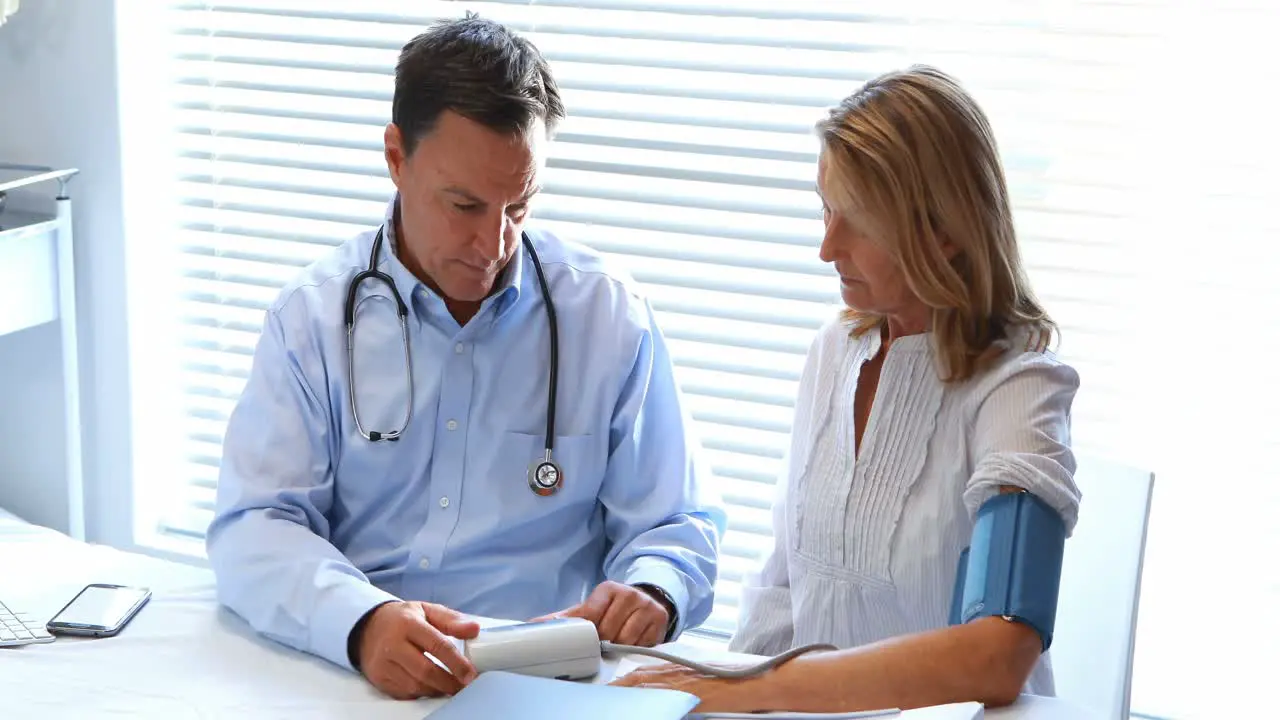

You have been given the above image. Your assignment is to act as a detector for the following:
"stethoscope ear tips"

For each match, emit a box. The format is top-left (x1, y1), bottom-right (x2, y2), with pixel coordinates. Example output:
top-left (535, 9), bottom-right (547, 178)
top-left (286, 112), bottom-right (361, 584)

top-left (528, 459), bottom-right (564, 497)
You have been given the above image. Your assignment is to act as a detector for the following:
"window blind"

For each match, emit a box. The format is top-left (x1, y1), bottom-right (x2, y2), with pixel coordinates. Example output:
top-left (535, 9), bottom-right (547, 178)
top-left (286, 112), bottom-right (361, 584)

top-left (140, 2), bottom-right (1280, 716)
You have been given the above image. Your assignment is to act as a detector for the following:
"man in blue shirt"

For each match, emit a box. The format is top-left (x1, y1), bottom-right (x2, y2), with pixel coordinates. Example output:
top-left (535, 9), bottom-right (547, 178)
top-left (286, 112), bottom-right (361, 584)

top-left (206, 14), bottom-right (724, 701)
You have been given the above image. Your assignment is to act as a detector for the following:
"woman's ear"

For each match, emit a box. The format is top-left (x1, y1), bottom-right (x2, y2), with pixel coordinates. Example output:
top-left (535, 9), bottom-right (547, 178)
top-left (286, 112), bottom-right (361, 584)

top-left (923, 209), bottom-right (960, 261)
top-left (938, 233), bottom-right (960, 261)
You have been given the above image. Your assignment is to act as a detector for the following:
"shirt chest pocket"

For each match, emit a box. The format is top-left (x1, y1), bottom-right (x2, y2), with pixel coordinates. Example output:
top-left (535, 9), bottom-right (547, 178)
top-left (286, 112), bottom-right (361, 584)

top-left (461, 431), bottom-right (609, 543)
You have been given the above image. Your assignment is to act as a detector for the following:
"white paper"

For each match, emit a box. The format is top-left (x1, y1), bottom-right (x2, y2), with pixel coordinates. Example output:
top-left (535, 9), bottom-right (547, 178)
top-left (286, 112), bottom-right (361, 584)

top-left (688, 702), bottom-right (981, 720)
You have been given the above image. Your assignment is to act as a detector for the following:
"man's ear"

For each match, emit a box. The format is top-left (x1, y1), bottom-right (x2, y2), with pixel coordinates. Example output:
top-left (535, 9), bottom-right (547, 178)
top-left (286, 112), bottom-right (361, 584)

top-left (384, 123), bottom-right (406, 188)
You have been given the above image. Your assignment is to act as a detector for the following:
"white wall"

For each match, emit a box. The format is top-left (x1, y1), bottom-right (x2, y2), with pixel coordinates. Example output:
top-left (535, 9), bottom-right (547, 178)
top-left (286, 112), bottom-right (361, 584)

top-left (0, 0), bottom-right (133, 545)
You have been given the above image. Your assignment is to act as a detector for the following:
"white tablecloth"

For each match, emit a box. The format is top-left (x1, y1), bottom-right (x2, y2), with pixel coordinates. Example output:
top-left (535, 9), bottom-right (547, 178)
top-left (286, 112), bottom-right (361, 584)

top-left (0, 517), bottom-right (1096, 719)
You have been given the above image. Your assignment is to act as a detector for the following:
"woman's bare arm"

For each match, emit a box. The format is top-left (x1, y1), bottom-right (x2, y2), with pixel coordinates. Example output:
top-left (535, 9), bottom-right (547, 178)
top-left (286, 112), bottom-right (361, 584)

top-left (743, 616), bottom-right (1042, 712)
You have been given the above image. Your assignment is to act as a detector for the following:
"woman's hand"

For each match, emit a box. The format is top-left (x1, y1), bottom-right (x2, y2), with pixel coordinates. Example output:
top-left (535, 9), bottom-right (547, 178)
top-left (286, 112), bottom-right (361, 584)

top-left (610, 662), bottom-right (772, 713)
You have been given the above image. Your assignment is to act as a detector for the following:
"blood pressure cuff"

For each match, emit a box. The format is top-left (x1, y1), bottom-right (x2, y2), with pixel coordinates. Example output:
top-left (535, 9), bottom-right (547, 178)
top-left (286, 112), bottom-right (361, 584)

top-left (948, 490), bottom-right (1066, 652)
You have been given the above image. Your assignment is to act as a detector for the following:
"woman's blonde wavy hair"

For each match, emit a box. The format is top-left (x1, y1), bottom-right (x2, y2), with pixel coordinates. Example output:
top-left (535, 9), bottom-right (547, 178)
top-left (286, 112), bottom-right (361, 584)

top-left (817, 65), bottom-right (1056, 382)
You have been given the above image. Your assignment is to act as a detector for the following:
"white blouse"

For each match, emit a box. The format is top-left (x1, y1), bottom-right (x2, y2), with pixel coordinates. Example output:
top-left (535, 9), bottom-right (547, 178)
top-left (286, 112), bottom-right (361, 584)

top-left (728, 316), bottom-right (1082, 697)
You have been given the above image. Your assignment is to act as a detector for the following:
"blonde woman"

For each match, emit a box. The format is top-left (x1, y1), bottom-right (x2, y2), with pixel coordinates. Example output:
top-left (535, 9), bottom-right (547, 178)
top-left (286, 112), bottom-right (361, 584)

top-left (614, 66), bottom-right (1081, 713)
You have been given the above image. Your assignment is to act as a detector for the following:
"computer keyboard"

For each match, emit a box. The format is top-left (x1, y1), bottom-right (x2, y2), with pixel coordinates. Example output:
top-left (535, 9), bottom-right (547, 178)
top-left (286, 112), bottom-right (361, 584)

top-left (0, 599), bottom-right (54, 647)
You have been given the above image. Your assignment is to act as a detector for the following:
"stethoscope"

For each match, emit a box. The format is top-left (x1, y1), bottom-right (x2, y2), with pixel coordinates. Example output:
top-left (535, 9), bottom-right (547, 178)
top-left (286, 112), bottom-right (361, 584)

top-left (344, 226), bottom-right (565, 497)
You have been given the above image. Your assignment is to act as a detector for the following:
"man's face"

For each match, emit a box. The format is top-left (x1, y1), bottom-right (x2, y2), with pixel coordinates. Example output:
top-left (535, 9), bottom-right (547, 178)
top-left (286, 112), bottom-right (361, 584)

top-left (384, 111), bottom-right (546, 309)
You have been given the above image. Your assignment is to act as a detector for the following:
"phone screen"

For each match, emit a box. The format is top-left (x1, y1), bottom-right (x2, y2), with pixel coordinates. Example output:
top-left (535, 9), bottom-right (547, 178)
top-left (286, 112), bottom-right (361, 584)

top-left (51, 586), bottom-right (149, 628)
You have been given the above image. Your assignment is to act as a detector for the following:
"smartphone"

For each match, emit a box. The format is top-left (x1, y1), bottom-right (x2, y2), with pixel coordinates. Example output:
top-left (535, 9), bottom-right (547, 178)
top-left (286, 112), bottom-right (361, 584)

top-left (45, 583), bottom-right (151, 638)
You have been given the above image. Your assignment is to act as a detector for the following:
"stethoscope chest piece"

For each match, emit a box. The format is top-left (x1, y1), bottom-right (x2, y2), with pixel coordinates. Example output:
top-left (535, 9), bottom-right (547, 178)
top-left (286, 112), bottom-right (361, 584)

top-left (528, 455), bottom-right (564, 497)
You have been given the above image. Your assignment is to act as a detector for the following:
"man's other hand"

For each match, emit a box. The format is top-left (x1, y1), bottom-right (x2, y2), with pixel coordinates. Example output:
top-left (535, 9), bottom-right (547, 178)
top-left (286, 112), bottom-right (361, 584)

top-left (357, 601), bottom-right (480, 700)
top-left (531, 580), bottom-right (671, 647)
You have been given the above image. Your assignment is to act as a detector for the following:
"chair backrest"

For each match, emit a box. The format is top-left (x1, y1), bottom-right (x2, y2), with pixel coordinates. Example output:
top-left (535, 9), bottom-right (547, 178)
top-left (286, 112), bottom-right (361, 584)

top-left (1050, 453), bottom-right (1155, 720)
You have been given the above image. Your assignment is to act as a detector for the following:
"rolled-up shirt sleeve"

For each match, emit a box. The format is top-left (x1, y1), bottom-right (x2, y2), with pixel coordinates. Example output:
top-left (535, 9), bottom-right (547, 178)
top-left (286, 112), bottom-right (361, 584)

top-left (963, 351), bottom-right (1082, 535)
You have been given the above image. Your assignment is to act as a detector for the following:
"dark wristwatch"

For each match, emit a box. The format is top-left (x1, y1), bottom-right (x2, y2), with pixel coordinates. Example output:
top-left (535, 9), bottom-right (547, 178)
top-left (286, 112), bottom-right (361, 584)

top-left (633, 583), bottom-right (679, 643)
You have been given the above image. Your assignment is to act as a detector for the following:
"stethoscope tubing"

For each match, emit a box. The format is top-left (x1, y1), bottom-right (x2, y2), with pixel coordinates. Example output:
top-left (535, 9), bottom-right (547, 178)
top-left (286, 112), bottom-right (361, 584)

top-left (343, 227), bottom-right (560, 475)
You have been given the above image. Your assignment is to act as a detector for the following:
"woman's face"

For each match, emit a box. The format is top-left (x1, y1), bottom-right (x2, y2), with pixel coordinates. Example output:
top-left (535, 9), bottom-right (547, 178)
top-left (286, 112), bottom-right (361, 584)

top-left (816, 153), bottom-right (921, 319)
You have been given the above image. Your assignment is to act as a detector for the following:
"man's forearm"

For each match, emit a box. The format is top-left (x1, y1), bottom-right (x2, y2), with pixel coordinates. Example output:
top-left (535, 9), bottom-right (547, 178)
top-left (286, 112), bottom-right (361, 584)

top-left (613, 518), bottom-right (721, 638)
top-left (208, 510), bottom-right (398, 670)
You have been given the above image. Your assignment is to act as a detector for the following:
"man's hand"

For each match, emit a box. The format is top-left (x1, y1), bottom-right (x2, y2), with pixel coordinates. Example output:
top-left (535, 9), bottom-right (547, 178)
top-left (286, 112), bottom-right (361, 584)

top-left (531, 581), bottom-right (671, 647)
top-left (356, 601), bottom-right (480, 700)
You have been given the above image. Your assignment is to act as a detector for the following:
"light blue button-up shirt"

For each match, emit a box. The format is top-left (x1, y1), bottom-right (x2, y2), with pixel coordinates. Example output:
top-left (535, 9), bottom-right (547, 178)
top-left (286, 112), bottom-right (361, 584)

top-left (206, 197), bottom-right (725, 671)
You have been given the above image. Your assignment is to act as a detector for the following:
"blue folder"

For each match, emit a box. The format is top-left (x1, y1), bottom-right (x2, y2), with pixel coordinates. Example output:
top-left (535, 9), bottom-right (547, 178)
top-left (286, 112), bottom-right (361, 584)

top-left (424, 671), bottom-right (699, 719)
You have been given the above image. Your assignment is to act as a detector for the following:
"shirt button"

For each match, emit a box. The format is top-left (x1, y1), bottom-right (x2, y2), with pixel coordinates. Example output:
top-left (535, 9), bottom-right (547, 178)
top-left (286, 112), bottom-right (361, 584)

top-left (454, 343), bottom-right (465, 354)
top-left (418, 558), bottom-right (431, 570)
top-left (439, 496), bottom-right (450, 508)
top-left (446, 419), bottom-right (458, 431)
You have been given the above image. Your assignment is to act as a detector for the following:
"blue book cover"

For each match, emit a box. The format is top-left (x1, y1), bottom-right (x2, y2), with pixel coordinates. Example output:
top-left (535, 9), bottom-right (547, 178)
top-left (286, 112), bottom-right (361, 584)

top-left (425, 671), bottom-right (700, 719)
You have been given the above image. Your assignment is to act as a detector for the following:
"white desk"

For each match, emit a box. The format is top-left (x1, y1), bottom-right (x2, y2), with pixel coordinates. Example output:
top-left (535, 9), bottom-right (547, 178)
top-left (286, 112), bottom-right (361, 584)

top-left (0, 517), bottom-right (1098, 719)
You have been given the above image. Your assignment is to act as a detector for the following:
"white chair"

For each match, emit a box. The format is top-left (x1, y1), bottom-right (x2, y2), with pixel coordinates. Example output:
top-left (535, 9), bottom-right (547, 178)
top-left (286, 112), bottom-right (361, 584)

top-left (1049, 454), bottom-right (1155, 720)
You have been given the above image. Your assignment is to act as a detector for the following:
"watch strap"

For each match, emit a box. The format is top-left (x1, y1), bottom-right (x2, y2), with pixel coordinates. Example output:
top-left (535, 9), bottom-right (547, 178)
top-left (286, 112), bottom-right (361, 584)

top-left (633, 582), bottom-right (679, 643)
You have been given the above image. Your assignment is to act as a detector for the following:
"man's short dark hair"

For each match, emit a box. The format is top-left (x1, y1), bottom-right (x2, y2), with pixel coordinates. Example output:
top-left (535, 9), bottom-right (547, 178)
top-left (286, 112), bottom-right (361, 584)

top-left (393, 13), bottom-right (564, 155)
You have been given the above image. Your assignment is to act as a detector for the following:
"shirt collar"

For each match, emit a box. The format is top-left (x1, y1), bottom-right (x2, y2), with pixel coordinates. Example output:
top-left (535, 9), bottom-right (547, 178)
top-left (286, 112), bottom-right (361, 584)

top-left (492, 231), bottom-right (525, 320)
top-left (374, 193), bottom-right (526, 323)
